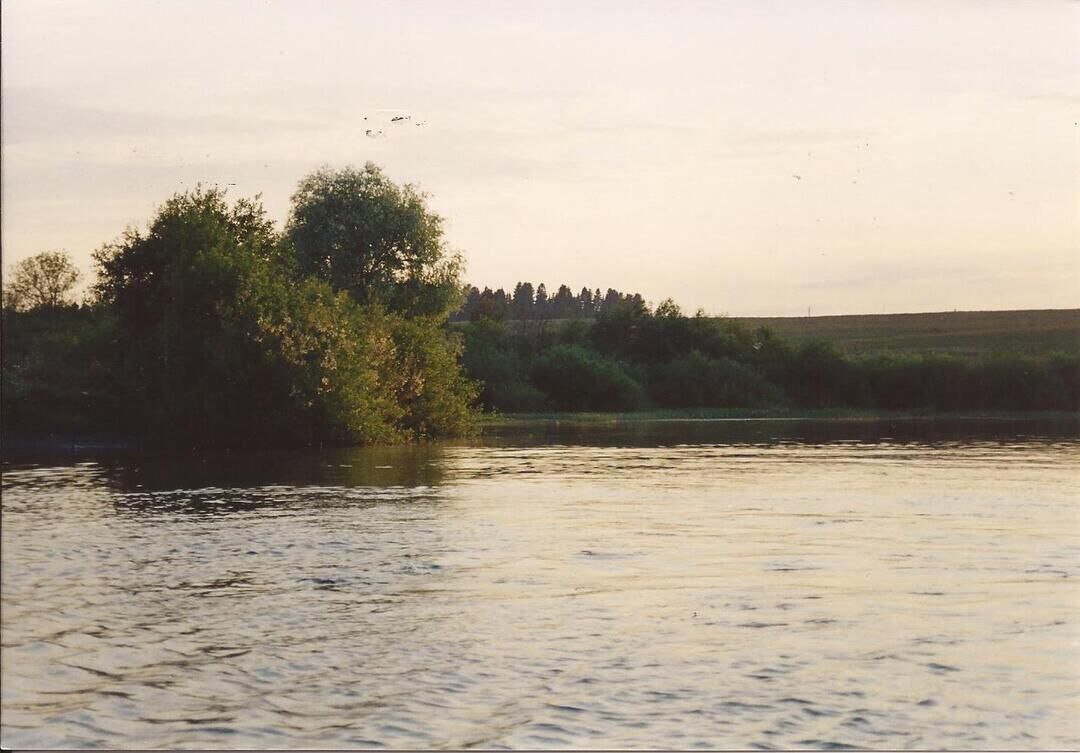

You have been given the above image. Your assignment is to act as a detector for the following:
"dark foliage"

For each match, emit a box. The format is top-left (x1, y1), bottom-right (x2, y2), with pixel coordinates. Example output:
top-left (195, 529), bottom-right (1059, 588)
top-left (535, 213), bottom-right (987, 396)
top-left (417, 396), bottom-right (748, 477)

top-left (3, 171), bottom-right (1076, 433)
top-left (452, 281), bottom-right (646, 322)
top-left (286, 163), bottom-right (463, 317)
top-left (454, 302), bottom-right (1079, 415)
top-left (461, 318), bottom-right (549, 412)
top-left (1, 306), bottom-right (124, 436)
top-left (5, 168), bottom-right (479, 447)
top-left (647, 352), bottom-right (787, 409)
top-left (532, 345), bottom-right (645, 412)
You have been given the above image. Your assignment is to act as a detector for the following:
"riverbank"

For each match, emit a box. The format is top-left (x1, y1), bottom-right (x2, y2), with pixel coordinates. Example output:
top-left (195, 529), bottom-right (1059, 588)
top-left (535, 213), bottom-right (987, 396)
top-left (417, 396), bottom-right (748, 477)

top-left (485, 408), bottom-right (1080, 426)
top-left (6, 410), bottom-right (1078, 458)
top-left (479, 410), bottom-right (1080, 444)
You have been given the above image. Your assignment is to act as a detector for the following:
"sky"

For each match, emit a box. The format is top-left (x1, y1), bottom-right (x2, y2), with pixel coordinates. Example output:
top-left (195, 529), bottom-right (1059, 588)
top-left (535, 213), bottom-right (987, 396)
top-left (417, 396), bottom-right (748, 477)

top-left (2, 0), bottom-right (1078, 316)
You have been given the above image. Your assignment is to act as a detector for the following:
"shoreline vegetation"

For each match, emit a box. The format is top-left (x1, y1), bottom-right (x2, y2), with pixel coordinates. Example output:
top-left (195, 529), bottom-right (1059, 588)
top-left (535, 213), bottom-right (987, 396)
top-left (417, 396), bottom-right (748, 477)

top-left (4, 165), bottom-right (479, 448)
top-left (487, 408), bottom-right (1080, 424)
top-left (3, 164), bottom-right (1078, 449)
top-left (6, 411), bottom-right (1079, 457)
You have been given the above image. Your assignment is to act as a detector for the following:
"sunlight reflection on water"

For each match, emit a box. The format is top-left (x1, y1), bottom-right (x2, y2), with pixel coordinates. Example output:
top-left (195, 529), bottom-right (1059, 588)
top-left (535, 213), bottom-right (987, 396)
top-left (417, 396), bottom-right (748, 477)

top-left (3, 419), bottom-right (1079, 749)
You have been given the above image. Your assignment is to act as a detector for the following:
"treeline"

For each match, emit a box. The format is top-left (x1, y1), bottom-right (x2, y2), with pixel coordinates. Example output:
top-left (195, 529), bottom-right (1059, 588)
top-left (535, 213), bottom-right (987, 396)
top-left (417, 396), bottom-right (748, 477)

top-left (2, 164), bottom-right (479, 447)
top-left (460, 297), bottom-right (1080, 414)
top-left (451, 282), bottom-right (647, 322)
top-left (4, 164), bottom-right (1077, 442)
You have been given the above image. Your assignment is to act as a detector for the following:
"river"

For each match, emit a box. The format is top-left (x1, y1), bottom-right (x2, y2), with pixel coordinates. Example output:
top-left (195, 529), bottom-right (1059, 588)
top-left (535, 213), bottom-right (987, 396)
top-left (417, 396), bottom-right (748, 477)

top-left (2, 417), bottom-right (1078, 749)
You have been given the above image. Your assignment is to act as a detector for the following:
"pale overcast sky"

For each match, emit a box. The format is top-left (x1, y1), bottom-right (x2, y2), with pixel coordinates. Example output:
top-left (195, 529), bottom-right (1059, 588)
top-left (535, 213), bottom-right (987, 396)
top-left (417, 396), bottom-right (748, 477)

top-left (2, 0), bottom-right (1077, 315)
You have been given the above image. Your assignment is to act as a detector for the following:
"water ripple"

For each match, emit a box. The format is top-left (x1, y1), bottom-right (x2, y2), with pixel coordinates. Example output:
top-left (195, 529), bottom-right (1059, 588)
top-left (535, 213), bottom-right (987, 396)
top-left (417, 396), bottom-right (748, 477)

top-left (3, 430), bottom-right (1079, 748)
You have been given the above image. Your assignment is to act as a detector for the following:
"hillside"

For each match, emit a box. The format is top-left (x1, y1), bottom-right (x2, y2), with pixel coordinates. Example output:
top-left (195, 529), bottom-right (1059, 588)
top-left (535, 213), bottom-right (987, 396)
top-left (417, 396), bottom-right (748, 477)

top-left (732, 309), bottom-right (1080, 359)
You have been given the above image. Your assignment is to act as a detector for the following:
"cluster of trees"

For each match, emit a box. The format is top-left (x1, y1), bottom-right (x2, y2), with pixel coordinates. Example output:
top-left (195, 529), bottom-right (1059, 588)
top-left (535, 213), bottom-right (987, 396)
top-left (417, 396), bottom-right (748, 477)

top-left (3, 164), bottom-right (478, 446)
top-left (461, 297), bottom-right (785, 413)
top-left (4, 163), bottom-right (1077, 441)
top-left (460, 297), bottom-right (1080, 414)
top-left (451, 282), bottom-right (647, 322)
top-left (2, 251), bottom-right (82, 311)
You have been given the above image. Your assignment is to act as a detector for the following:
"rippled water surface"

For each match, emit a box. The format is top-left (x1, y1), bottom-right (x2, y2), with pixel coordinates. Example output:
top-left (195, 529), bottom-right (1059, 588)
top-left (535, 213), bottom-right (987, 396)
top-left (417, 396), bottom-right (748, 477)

top-left (3, 418), bottom-right (1080, 749)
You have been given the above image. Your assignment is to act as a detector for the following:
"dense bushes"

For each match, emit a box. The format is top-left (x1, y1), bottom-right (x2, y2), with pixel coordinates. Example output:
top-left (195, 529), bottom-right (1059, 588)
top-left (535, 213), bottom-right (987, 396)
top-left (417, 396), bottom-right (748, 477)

top-left (88, 189), bottom-right (412, 445)
top-left (852, 352), bottom-right (1079, 412)
top-left (4, 167), bottom-right (1077, 434)
top-left (8, 274), bottom-right (1074, 438)
top-left (461, 318), bottom-right (549, 412)
top-left (456, 303), bottom-right (797, 414)
top-left (648, 352), bottom-right (786, 409)
top-left (532, 345), bottom-right (645, 411)
top-left (781, 341), bottom-right (852, 409)
top-left (1, 306), bottom-right (124, 436)
top-left (389, 316), bottom-right (479, 438)
top-left (454, 307), bottom-right (1079, 415)
top-left (4, 168), bottom-right (479, 447)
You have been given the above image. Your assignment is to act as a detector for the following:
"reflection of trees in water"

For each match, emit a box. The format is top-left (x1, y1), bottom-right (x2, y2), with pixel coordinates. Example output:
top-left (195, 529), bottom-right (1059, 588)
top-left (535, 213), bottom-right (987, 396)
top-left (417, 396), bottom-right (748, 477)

top-left (109, 485), bottom-right (450, 518)
top-left (91, 444), bottom-right (450, 516)
top-left (5, 416), bottom-right (1076, 516)
top-left (483, 416), bottom-right (1080, 448)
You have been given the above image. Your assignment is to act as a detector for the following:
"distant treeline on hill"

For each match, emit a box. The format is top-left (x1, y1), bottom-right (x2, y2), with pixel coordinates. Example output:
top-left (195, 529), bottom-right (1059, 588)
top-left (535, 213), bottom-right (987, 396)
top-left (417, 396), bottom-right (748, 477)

top-left (450, 282), bottom-right (647, 322)
top-left (456, 294), bottom-right (1080, 415)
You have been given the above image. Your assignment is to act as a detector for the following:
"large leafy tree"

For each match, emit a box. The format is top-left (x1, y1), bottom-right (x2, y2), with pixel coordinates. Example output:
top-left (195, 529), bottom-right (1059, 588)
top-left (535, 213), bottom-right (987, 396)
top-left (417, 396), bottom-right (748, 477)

top-left (92, 180), bottom-right (476, 446)
top-left (3, 251), bottom-right (81, 311)
top-left (93, 187), bottom-right (405, 445)
top-left (285, 164), bottom-right (479, 434)
top-left (285, 163), bottom-right (463, 317)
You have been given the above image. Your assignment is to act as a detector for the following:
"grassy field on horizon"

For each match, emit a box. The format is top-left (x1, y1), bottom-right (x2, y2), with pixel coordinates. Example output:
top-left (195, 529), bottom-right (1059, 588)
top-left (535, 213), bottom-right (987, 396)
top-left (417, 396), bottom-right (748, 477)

top-left (481, 308), bottom-right (1080, 360)
top-left (731, 308), bottom-right (1080, 359)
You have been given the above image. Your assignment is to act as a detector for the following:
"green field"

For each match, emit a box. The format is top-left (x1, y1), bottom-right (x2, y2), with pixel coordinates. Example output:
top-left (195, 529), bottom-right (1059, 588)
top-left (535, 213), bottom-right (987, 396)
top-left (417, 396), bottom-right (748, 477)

top-left (732, 309), bottom-right (1080, 359)
top-left (476, 308), bottom-right (1080, 359)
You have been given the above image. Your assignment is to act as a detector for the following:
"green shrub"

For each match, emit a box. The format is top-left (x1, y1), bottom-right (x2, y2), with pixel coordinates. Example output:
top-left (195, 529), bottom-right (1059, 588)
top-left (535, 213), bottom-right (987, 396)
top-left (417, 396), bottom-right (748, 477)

top-left (532, 345), bottom-right (645, 411)
top-left (648, 352), bottom-right (787, 408)
top-left (1, 306), bottom-right (125, 436)
top-left (782, 340), bottom-right (851, 409)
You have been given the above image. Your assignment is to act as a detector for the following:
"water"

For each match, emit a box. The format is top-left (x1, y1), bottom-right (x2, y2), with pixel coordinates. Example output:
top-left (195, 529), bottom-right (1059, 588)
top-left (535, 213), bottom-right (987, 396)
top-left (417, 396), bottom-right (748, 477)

top-left (3, 418), bottom-right (1079, 749)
